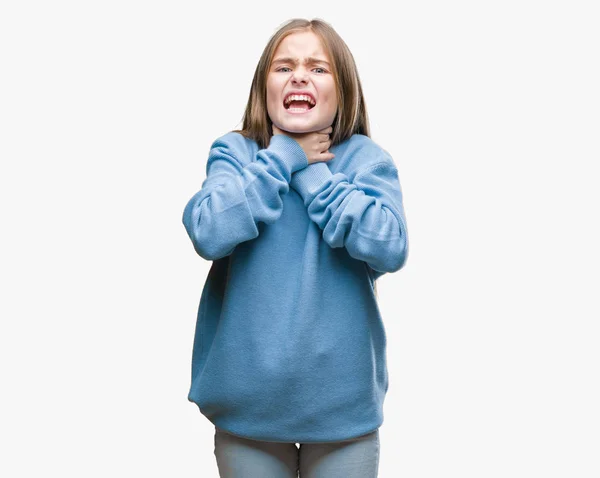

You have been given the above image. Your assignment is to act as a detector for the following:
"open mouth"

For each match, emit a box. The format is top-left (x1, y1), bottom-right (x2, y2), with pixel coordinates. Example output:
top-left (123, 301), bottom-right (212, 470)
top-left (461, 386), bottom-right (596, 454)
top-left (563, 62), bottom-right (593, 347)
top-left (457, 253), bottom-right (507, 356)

top-left (283, 95), bottom-right (316, 112)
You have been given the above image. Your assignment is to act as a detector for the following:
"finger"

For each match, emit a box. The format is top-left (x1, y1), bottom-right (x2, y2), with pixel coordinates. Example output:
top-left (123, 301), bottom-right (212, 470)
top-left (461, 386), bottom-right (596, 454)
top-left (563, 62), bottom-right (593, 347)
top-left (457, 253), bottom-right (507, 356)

top-left (318, 152), bottom-right (335, 161)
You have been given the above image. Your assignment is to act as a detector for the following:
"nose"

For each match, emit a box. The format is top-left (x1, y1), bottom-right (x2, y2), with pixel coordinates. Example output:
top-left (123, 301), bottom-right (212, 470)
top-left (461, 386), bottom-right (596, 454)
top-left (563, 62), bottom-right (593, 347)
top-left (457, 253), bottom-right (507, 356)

top-left (291, 67), bottom-right (308, 84)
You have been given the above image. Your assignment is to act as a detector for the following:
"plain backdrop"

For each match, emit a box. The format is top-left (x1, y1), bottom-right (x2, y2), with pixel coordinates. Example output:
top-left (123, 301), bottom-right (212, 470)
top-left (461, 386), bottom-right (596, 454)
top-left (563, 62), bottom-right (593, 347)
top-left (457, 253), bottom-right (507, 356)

top-left (1, 1), bottom-right (599, 477)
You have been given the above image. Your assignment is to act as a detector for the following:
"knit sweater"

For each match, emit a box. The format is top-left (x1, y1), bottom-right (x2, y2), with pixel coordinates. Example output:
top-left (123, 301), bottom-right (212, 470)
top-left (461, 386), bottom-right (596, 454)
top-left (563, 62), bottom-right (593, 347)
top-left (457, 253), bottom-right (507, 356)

top-left (182, 131), bottom-right (408, 443)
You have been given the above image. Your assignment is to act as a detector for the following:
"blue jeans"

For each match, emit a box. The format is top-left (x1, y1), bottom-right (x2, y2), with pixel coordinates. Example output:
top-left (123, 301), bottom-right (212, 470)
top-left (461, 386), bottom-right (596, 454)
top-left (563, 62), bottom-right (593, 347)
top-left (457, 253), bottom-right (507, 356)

top-left (213, 426), bottom-right (380, 477)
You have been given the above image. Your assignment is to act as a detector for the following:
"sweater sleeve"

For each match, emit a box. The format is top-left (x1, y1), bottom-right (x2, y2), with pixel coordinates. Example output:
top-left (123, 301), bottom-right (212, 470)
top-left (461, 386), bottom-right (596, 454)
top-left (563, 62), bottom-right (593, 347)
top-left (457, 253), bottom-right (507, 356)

top-left (289, 153), bottom-right (408, 275)
top-left (182, 133), bottom-right (308, 260)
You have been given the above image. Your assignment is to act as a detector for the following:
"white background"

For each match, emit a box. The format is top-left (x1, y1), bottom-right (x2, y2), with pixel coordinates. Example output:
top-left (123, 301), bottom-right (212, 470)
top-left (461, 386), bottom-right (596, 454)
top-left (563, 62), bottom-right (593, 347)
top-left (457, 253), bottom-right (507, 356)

top-left (1, 0), bottom-right (598, 476)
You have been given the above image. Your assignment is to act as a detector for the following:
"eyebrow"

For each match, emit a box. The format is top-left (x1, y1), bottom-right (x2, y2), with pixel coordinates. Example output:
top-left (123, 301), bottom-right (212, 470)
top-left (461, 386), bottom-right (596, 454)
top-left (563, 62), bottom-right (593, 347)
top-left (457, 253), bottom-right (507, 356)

top-left (272, 57), bottom-right (330, 67)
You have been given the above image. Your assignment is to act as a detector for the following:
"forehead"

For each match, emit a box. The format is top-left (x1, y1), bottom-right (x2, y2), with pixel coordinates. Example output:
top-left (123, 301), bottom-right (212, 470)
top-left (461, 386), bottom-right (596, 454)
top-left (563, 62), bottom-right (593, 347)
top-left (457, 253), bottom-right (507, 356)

top-left (273, 31), bottom-right (328, 59)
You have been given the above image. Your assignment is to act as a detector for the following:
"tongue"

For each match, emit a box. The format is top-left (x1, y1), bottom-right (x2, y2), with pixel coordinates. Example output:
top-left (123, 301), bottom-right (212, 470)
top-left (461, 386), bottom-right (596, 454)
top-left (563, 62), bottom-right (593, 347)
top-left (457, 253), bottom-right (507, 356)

top-left (289, 100), bottom-right (311, 110)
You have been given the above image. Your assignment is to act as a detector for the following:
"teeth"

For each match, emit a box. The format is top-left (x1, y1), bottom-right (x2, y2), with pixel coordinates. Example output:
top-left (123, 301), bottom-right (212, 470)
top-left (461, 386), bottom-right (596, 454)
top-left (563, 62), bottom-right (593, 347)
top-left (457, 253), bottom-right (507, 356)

top-left (284, 94), bottom-right (316, 106)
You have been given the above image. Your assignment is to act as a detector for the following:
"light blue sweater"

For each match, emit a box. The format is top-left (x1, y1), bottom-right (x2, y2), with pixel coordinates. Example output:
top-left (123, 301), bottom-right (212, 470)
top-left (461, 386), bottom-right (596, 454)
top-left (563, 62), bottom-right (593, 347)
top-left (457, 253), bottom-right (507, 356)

top-left (182, 131), bottom-right (408, 443)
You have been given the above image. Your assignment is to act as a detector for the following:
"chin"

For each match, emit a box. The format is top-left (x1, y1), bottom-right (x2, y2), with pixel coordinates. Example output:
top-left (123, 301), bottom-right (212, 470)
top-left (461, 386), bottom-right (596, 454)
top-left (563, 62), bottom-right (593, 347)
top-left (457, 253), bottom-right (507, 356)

top-left (276, 121), bottom-right (324, 134)
top-left (281, 125), bottom-right (316, 133)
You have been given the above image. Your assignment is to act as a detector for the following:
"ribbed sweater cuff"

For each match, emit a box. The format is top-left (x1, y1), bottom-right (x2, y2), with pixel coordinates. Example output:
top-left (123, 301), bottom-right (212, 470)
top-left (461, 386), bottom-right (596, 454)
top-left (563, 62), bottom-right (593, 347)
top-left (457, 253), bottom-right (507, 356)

top-left (290, 161), bottom-right (334, 200)
top-left (266, 135), bottom-right (309, 174)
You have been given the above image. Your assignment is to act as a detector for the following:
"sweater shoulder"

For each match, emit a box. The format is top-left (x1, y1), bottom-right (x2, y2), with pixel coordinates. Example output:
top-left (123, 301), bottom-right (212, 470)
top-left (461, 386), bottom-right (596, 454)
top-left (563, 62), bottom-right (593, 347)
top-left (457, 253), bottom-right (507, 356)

top-left (208, 131), bottom-right (259, 169)
top-left (335, 134), bottom-right (396, 176)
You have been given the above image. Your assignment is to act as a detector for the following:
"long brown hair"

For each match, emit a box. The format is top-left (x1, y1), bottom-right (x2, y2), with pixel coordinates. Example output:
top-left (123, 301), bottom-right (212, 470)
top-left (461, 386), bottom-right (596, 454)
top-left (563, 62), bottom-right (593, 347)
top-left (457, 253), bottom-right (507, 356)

top-left (232, 18), bottom-right (379, 297)
top-left (232, 17), bottom-right (370, 149)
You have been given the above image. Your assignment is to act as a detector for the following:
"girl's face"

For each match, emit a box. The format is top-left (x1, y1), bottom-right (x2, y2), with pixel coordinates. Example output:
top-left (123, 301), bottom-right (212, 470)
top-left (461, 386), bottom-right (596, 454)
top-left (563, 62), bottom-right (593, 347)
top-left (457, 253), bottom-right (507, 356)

top-left (266, 31), bottom-right (338, 134)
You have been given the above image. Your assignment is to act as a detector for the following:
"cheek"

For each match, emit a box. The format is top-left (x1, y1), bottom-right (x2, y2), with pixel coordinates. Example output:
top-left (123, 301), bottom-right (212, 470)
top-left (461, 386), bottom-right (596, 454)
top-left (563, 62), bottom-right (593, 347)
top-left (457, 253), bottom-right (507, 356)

top-left (267, 92), bottom-right (283, 111)
top-left (266, 90), bottom-right (279, 112)
top-left (322, 95), bottom-right (338, 113)
top-left (321, 85), bottom-right (338, 109)
top-left (265, 80), bottom-right (275, 102)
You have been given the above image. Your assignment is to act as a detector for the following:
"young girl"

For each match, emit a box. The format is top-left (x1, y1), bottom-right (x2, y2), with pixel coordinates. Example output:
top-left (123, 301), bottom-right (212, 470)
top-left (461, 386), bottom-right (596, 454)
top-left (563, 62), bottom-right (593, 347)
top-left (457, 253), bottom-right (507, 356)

top-left (182, 17), bottom-right (408, 477)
